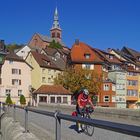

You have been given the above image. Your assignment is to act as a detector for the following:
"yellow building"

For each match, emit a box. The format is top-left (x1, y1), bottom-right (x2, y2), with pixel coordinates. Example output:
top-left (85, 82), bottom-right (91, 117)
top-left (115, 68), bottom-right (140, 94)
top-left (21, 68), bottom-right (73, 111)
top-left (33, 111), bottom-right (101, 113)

top-left (26, 51), bottom-right (62, 90)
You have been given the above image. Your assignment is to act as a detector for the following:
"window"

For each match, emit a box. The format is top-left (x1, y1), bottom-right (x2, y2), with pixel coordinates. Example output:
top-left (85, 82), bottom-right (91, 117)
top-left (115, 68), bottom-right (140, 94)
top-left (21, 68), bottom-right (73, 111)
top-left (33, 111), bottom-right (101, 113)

top-left (21, 51), bottom-right (24, 53)
top-left (85, 64), bottom-right (91, 69)
top-left (39, 96), bottom-right (47, 102)
top-left (104, 96), bottom-right (109, 102)
top-left (43, 60), bottom-right (50, 65)
top-left (84, 54), bottom-right (91, 59)
top-left (63, 97), bottom-right (68, 103)
top-left (57, 97), bottom-right (61, 103)
top-left (48, 77), bottom-right (52, 83)
top-left (55, 52), bottom-right (60, 59)
top-left (42, 77), bottom-right (46, 83)
top-left (127, 90), bottom-right (138, 97)
top-left (82, 64), bottom-right (94, 70)
top-left (18, 90), bottom-right (22, 96)
top-left (12, 79), bottom-right (21, 85)
top-left (109, 55), bottom-right (113, 59)
top-left (127, 72), bottom-right (137, 76)
top-left (12, 69), bottom-right (21, 75)
top-left (103, 84), bottom-right (110, 91)
top-left (127, 80), bottom-right (138, 86)
top-left (57, 33), bottom-right (60, 38)
top-left (52, 32), bottom-right (55, 38)
top-left (48, 69), bottom-right (51, 75)
top-left (9, 60), bottom-right (13, 64)
top-left (42, 68), bottom-right (45, 74)
top-left (50, 97), bottom-right (55, 103)
top-left (5, 89), bottom-right (11, 96)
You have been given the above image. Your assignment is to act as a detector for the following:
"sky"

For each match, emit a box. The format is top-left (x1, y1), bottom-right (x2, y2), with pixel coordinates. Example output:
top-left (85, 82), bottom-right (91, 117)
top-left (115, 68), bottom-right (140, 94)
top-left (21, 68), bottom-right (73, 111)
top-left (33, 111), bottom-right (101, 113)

top-left (0, 0), bottom-right (140, 51)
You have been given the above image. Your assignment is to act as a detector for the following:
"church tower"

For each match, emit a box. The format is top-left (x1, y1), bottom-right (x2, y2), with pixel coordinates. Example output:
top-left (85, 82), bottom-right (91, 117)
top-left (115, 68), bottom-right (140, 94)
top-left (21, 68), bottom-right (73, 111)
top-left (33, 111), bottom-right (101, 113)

top-left (50, 7), bottom-right (62, 42)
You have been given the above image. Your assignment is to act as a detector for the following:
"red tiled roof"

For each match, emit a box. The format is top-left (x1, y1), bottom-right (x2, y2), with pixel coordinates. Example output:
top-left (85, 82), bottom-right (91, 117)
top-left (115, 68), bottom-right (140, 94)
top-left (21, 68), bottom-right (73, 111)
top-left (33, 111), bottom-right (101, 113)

top-left (94, 48), bottom-right (122, 64)
top-left (5, 51), bottom-right (24, 62)
top-left (71, 42), bottom-right (104, 63)
top-left (31, 51), bottom-right (61, 70)
top-left (33, 85), bottom-right (72, 95)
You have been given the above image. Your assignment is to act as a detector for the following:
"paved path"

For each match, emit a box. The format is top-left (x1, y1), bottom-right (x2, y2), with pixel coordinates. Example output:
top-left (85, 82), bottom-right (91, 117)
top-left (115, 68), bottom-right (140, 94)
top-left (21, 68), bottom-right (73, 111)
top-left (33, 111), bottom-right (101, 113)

top-left (8, 107), bottom-right (140, 140)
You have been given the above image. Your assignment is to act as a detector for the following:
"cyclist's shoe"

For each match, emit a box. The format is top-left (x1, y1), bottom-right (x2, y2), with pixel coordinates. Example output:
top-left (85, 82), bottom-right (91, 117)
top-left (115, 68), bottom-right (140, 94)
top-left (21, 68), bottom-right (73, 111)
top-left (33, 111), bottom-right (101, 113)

top-left (77, 126), bottom-right (83, 133)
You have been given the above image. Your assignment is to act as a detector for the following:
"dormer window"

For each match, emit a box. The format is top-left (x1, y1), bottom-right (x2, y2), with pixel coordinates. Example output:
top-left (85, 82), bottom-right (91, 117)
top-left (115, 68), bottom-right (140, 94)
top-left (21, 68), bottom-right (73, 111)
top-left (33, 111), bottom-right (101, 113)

top-left (106, 54), bottom-right (113, 59)
top-left (55, 52), bottom-right (60, 59)
top-left (43, 60), bottom-right (51, 65)
top-left (109, 55), bottom-right (113, 59)
top-left (84, 53), bottom-right (91, 59)
top-left (138, 57), bottom-right (140, 61)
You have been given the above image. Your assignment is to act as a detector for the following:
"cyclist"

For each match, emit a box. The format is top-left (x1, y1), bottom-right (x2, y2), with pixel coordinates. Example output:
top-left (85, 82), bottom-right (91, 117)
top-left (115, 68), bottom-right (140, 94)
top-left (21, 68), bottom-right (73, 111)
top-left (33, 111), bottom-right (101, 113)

top-left (76, 88), bottom-right (95, 132)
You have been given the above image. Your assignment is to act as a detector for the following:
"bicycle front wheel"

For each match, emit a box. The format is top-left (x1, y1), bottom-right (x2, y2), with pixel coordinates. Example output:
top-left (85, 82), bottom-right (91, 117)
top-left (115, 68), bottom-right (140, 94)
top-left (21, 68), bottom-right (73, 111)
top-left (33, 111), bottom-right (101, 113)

top-left (84, 115), bottom-right (94, 136)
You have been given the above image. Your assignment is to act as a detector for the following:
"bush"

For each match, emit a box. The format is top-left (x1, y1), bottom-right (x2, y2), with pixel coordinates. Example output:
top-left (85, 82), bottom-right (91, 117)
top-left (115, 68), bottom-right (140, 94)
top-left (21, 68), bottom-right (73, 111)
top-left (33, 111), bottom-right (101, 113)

top-left (20, 95), bottom-right (26, 105)
top-left (5, 94), bottom-right (12, 105)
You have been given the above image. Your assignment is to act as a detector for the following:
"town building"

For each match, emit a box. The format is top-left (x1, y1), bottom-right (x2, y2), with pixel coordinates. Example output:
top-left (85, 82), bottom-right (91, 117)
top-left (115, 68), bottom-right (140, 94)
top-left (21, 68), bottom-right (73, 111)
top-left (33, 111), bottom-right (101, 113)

top-left (0, 51), bottom-right (32, 105)
top-left (109, 47), bottom-right (140, 108)
top-left (33, 85), bottom-right (72, 106)
top-left (70, 40), bottom-right (117, 107)
top-left (25, 51), bottom-right (62, 90)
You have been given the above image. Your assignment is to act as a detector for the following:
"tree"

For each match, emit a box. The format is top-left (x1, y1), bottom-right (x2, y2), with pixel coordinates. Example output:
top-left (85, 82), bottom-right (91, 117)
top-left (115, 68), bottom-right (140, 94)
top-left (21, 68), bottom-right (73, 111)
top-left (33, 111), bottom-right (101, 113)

top-left (20, 95), bottom-right (26, 105)
top-left (6, 43), bottom-right (24, 51)
top-left (5, 94), bottom-right (13, 105)
top-left (54, 68), bottom-right (103, 96)
top-left (48, 40), bottom-right (62, 49)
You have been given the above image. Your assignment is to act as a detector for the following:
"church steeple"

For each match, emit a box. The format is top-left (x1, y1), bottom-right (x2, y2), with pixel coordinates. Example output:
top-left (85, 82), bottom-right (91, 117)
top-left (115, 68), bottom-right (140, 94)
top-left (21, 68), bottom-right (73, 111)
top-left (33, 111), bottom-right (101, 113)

top-left (50, 7), bottom-right (62, 41)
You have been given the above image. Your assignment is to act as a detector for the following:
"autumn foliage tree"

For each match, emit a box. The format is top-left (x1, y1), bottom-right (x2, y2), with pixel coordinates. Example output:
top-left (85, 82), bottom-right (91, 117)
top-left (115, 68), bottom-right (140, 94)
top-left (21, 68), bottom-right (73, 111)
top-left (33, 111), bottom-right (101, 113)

top-left (54, 68), bottom-right (103, 96)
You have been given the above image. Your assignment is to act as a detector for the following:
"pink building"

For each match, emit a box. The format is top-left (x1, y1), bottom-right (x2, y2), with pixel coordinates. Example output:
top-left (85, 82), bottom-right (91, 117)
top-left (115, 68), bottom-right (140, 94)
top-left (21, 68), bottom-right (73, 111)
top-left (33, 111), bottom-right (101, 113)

top-left (0, 52), bottom-right (32, 105)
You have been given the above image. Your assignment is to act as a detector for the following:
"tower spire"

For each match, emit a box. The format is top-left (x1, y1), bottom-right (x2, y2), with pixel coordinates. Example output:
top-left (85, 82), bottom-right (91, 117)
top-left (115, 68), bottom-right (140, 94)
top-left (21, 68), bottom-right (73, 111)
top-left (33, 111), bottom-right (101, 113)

top-left (52, 7), bottom-right (61, 30)
top-left (50, 7), bottom-right (62, 41)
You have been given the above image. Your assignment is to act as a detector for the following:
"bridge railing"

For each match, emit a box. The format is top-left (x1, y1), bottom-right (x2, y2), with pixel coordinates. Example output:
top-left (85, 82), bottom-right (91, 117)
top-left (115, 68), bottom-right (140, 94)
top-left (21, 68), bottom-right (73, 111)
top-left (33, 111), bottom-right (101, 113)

top-left (0, 102), bottom-right (140, 140)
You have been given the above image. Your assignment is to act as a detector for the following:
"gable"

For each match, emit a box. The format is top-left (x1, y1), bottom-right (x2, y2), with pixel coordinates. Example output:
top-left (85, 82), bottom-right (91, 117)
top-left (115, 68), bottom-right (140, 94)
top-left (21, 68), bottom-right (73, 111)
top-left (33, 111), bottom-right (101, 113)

top-left (71, 42), bottom-right (103, 63)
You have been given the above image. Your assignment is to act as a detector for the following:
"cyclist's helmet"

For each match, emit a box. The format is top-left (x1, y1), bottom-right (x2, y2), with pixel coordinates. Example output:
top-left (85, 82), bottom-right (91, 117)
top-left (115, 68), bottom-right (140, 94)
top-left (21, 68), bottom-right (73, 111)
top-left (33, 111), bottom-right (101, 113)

top-left (83, 88), bottom-right (89, 96)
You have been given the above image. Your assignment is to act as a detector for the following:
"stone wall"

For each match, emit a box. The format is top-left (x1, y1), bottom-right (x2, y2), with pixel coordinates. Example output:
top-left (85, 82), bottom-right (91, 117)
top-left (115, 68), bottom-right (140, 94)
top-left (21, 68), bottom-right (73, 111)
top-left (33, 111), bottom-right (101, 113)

top-left (38, 103), bottom-right (140, 121)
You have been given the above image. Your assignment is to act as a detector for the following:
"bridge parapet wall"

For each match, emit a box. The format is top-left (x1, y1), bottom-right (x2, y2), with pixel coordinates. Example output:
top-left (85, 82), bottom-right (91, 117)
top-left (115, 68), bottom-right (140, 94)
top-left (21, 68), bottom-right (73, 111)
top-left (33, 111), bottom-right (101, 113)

top-left (38, 103), bottom-right (140, 121)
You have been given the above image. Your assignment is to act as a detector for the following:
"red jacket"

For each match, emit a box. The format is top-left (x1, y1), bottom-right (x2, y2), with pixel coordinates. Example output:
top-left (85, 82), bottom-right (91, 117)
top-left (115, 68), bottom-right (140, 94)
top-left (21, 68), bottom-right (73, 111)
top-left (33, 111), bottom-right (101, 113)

top-left (77, 93), bottom-right (92, 108)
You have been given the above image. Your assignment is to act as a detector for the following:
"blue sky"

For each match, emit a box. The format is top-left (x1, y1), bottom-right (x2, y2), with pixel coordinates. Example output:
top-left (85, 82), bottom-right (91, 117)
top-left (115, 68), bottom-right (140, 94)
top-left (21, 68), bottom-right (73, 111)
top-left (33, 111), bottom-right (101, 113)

top-left (0, 0), bottom-right (140, 51)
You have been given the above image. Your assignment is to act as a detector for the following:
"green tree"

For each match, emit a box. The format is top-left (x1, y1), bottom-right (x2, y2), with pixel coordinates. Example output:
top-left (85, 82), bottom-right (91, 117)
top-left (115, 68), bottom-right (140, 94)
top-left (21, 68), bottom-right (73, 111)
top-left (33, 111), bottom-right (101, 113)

top-left (6, 43), bottom-right (24, 51)
top-left (20, 95), bottom-right (26, 105)
top-left (48, 40), bottom-right (62, 49)
top-left (5, 94), bottom-right (13, 105)
top-left (54, 68), bottom-right (103, 96)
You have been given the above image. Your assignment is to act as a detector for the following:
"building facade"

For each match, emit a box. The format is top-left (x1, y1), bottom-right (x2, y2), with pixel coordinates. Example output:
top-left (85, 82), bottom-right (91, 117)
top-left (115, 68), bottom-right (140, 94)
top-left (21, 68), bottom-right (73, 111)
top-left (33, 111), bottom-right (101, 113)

top-left (0, 52), bottom-right (32, 105)
top-left (25, 51), bottom-right (62, 90)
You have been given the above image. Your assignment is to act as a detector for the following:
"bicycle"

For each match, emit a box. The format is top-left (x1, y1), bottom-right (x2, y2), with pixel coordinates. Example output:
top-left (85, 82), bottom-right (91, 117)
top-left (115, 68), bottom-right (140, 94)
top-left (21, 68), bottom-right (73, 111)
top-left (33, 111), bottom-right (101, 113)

top-left (72, 106), bottom-right (94, 136)
top-left (80, 106), bottom-right (94, 136)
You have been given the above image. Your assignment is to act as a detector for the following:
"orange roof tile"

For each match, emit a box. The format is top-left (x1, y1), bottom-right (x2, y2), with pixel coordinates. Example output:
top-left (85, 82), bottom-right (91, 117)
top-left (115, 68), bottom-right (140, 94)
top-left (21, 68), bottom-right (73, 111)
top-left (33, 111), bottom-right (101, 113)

top-left (71, 42), bottom-right (103, 63)
top-left (33, 85), bottom-right (72, 95)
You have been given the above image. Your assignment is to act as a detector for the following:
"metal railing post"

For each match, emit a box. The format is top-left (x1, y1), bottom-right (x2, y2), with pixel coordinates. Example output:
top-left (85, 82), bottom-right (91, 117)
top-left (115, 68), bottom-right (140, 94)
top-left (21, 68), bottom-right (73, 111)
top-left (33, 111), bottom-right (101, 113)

top-left (55, 110), bottom-right (61, 140)
top-left (25, 106), bottom-right (29, 133)
top-left (0, 102), bottom-right (1, 114)
top-left (13, 104), bottom-right (16, 122)
top-left (3, 103), bottom-right (5, 112)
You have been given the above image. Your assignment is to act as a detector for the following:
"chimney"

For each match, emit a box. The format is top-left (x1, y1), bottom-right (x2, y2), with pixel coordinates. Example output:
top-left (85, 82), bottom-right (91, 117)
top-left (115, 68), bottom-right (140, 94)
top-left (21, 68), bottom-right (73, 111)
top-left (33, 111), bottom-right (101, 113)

top-left (0, 40), bottom-right (5, 51)
top-left (107, 48), bottom-right (112, 53)
top-left (75, 39), bottom-right (79, 45)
